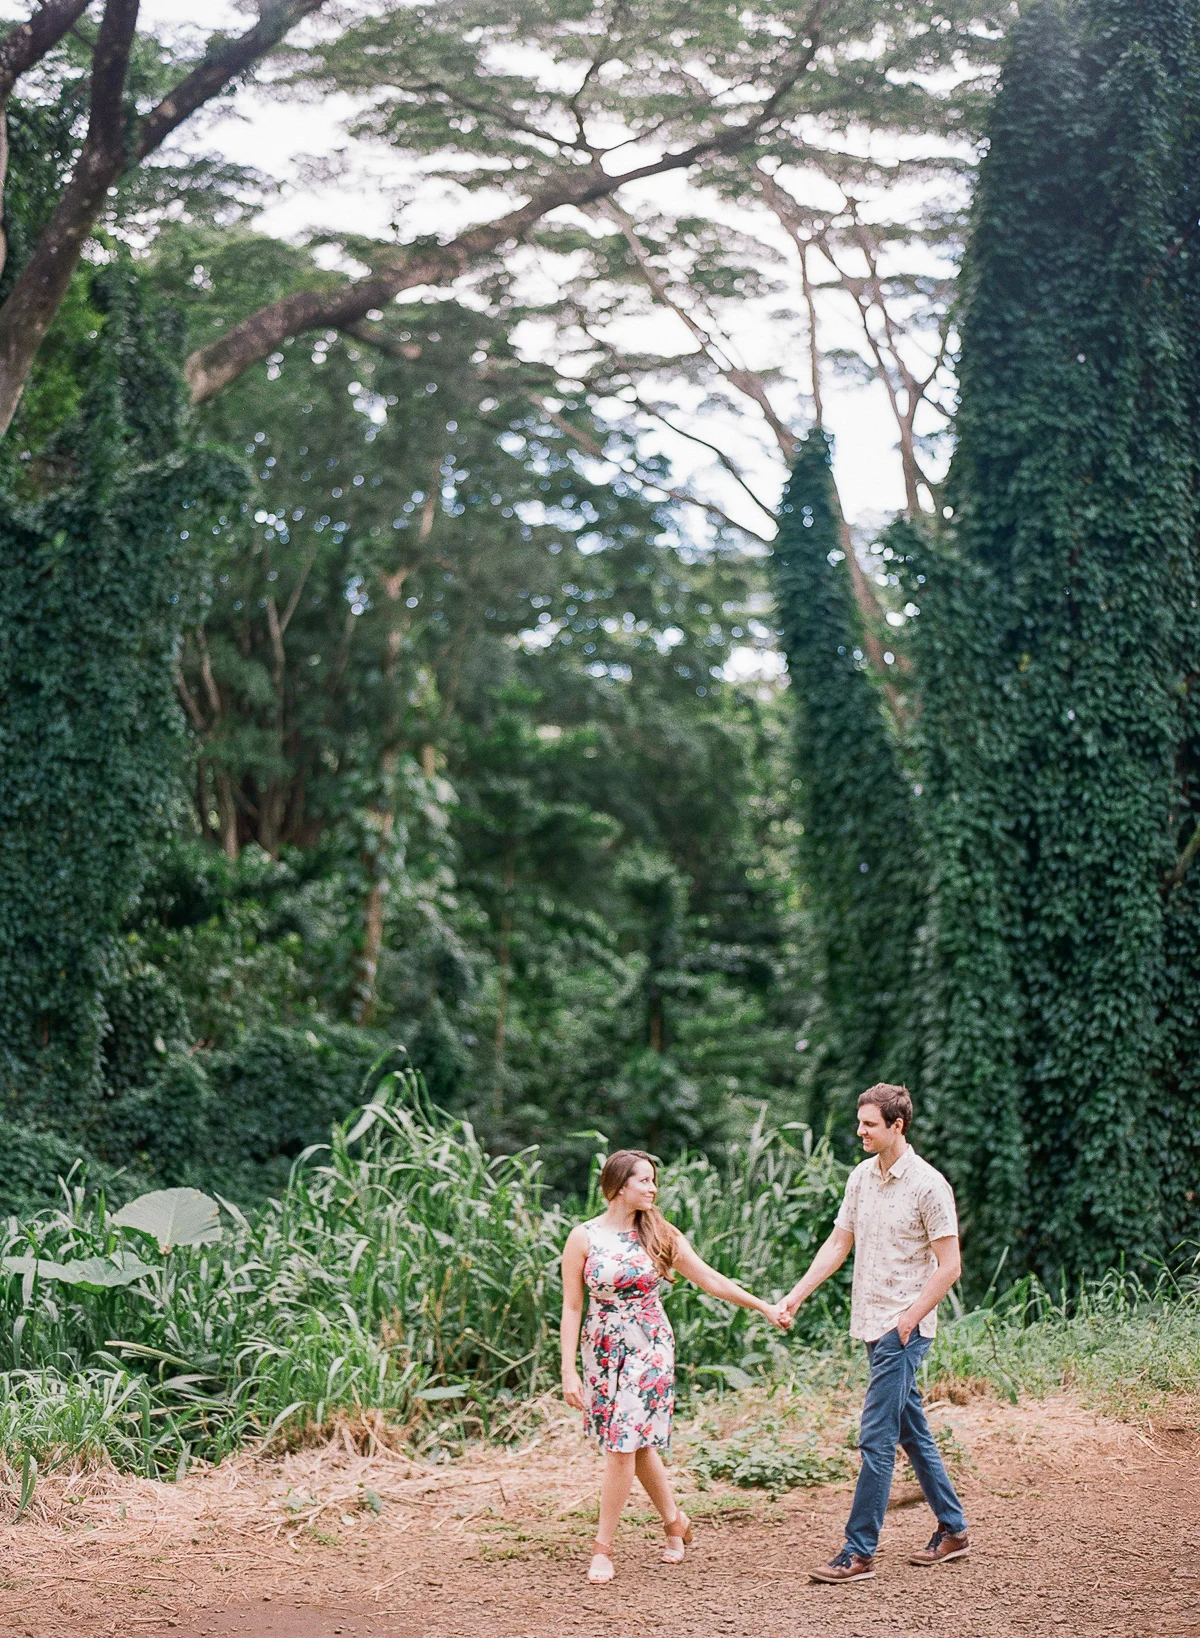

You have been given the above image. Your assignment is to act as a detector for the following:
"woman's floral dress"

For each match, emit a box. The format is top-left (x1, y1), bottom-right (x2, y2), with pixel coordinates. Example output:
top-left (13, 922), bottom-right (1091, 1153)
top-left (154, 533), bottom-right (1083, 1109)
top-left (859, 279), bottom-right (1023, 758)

top-left (580, 1218), bottom-right (674, 1453)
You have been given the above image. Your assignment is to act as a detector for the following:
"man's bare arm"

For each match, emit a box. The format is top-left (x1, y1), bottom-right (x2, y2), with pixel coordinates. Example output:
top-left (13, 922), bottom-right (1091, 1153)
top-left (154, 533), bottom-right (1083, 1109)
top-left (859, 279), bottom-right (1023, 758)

top-left (782, 1226), bottom-right (854, 1318)
top-left (895, 1235), bottom-right (960, 1343)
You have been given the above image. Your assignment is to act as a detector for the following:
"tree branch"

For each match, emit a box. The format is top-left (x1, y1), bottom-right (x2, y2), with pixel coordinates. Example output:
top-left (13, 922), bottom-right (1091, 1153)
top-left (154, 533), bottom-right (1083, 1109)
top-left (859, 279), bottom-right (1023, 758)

top-left (800, 239), bottom-right (824, 427)
top-left (0, 0), bottom-right (93, 97)
top-left (1168, 820), bottom-right (1200, 890)
top-left (0, 0), bottom-right (140, 433)
top-left (0, 0), bottom-right (96, 278)
top-left (0, 0), bottom-right (139, 433)
top-left (173, 660), bottom-right (207, 733)
top-left (627, 390), bottom-right (776, 517)
top-left (571, 322), bottom-right (779, 517)
top-left (602, 197), bottom-right (797, 457)
top-left (756, 166), bottom-right (944, 517)
top-left (135, 0), bottom-right (329, 160)
top-left (0, 0), bottom-right (335, 433)
top-left (279, 542), bottom-right (320, 636)
top-left (342, 318), bottom-right (771, 544)
top-left (184, 17), bottom-right (826, 403)
top-left (195, 624), bottom-right (222, 719)
top-left (531, 397), bottom-right (771, 545)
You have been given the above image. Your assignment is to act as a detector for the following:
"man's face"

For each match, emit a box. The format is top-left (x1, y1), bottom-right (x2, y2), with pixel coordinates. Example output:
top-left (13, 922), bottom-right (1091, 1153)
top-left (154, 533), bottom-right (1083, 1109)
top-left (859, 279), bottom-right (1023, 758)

top-left (857, 1103), bottom-right (904, 1153)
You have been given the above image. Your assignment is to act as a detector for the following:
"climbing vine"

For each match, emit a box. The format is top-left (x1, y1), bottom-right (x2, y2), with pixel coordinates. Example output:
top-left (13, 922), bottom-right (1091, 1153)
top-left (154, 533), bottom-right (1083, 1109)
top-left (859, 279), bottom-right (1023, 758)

top-left (916, 0), bottom-right (1200, 1275)
top-left (778, 0), bottom-right (1200, 1277)
top-left (772, 432), bottom-right (924, 1142)
top-left (0, 265), bottom-right (244, 1131)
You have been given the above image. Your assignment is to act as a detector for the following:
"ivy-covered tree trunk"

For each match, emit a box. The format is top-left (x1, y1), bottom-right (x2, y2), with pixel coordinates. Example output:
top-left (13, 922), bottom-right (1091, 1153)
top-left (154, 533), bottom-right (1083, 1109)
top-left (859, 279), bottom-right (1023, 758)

top-left (772, 432), bottom-right (925, 1140)
top-left (920, 0), bottom-right (1200, 1278)
top-left (0, 268), bottom-right (242, 1131)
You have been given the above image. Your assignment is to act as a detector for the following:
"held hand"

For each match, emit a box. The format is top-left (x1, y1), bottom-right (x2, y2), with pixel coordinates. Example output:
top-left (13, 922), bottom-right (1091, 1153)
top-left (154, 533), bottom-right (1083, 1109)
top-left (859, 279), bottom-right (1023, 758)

top-left (763, 1300), bottom-right (793, 1331)
top-left (896, 1309), bottom-right (919, 1346)
top-left (562, 1370), bottom-right (586, 1412)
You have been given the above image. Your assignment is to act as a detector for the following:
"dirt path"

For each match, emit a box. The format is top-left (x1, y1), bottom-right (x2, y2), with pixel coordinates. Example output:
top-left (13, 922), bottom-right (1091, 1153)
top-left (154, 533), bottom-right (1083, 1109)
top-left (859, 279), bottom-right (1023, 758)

top-left (0, 1393), bottom-right (1196, 1638)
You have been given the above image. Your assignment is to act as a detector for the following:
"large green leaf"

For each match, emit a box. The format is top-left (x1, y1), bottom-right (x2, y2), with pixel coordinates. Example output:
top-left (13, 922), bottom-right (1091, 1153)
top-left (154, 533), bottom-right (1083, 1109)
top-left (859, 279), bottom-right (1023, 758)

top-left (2, 1256), bottom-right (71, 1282)
top-left (58, 1252), bottom-right (156, 1289)
top-left (113, 1188), bottom-right (221, 1252)
top-left (1, 1251), bottom-right (154, 1288)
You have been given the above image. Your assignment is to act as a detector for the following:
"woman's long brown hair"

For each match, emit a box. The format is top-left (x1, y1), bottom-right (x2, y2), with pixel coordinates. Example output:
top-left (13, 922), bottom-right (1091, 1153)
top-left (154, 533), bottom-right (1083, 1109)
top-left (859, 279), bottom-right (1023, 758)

top-left (599, 1150), bottom-right (678, 1277)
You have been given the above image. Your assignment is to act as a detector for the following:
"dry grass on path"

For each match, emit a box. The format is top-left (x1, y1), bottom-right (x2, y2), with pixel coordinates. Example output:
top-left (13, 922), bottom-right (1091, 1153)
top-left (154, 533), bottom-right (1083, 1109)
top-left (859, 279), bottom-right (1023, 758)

top-left (0, 1390), bottom-right (1197, 1638)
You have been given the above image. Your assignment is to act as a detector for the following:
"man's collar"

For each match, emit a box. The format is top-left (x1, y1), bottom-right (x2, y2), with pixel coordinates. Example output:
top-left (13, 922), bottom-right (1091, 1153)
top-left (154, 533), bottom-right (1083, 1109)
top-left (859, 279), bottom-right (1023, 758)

top-left (875, 1143), bottom-right (914, 1181)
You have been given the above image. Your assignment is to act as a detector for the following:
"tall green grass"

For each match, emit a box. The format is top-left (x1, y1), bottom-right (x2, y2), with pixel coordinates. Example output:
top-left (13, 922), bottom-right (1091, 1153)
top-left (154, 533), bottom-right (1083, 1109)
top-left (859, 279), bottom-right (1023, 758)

top-left (923, 1261), bottom-right (1200, 1416)
top-left (1, 1076), bottom-right (1194, 1485)
top-left (0, 1078), bottom-right (846, 1473)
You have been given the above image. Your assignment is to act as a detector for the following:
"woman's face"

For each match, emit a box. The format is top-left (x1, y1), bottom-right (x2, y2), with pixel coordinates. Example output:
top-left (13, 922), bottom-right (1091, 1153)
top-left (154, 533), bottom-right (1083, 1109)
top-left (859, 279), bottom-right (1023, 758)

top-left (618, 1159), bottom-right (658, 1211)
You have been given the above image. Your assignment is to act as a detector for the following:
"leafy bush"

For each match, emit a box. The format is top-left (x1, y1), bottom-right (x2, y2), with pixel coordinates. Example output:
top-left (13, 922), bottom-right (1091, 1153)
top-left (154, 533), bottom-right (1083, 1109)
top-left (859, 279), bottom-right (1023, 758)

top-left (90, 1023), bottom-right (386, 1198)
top-left (95, 1054), bottom-right (213, 1183)
top-left (657, 1115), bottom-right (849, 1363)
top-left (204, 1022), bottom-right (385, 1165)
top-left (0, 1119), bottom-right (117, 1216)
top-left (2, 1077), bottom-right (1194, 1491)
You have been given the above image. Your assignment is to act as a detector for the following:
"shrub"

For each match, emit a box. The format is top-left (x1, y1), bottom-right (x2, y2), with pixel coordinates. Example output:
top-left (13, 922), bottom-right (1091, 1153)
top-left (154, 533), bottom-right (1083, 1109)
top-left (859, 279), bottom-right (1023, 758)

top-left (0, 1119), bottom-right (116, 1216)
top-left (204, 1022), bottom-right (386, 1163)
top-left (689, 1430), bottom-right (849, 1497)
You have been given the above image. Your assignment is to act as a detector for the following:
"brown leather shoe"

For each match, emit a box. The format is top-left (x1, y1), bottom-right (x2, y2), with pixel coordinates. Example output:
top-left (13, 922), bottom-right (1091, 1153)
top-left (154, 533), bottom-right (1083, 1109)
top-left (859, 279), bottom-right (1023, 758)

top-left (809, 1548), bottom-right (876, 1583)
top-left (910, 1527), bottom-right (970, 1566)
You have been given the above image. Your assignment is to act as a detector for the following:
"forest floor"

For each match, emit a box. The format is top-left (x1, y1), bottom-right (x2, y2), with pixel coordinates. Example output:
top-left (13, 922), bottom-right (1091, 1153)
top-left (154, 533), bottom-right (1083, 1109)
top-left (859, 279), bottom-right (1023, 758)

top-left (0, 1389), bottom-right (1197, 1638)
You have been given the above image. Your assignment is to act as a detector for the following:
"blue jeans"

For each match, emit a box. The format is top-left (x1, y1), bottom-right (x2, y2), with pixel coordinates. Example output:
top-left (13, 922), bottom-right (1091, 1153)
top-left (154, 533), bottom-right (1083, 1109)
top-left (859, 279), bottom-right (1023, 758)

top-left (844, 1328), bottom-right (968, 1560)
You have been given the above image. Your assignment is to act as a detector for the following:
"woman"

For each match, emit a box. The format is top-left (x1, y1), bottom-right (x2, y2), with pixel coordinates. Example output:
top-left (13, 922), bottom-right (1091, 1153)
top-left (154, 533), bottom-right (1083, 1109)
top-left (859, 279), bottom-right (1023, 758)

top-left (560, 1149), bottom-right (788, 1583)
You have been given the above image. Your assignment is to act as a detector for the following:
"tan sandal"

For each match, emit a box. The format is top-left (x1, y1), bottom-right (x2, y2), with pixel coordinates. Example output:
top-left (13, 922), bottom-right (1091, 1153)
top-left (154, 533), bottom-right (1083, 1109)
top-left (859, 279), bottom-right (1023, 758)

top-left (587, 1539), bottom-right (616, 1583)
top-left (662, 1510), bottom-right (693, 1564)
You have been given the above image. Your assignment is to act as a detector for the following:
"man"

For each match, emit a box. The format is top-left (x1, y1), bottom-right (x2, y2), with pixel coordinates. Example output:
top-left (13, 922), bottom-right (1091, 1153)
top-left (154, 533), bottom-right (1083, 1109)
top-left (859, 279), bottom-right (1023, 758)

top-left (781, 1084), bottom-right (970, 1583)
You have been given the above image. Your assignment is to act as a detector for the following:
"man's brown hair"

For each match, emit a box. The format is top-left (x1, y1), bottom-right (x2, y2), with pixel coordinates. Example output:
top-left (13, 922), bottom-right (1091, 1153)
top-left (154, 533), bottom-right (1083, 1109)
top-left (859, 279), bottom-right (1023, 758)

top-left (858, 1083), bottom-right (913, 1134)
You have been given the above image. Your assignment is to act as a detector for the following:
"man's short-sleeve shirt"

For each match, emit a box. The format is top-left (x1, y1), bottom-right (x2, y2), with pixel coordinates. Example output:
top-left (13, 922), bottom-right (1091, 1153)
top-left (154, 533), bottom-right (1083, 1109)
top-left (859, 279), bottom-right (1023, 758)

top-left (834, 1147), bottom-right (958, 1341)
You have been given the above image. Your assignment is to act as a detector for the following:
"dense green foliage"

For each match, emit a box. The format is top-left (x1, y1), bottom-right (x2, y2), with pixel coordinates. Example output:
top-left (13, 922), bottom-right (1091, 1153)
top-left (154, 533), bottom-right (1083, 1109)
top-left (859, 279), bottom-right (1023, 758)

top-left (772, 434), bottom-right (924, 1140)
top-left (0, 1083), bottom-right (1195, 1483)
top-left (6, 0), bottom-right (1200, 1387)
top-left (0, 151), bottom-right (810, 1208)
top-left (155, 241), bottom-right (809, 1181)
top-left (0, 265), bottom-right (243, 1134)
top-left (773, 0), bottom-right (1200, 1282)
top-left (917, 0), bottom-right (1200, 1275)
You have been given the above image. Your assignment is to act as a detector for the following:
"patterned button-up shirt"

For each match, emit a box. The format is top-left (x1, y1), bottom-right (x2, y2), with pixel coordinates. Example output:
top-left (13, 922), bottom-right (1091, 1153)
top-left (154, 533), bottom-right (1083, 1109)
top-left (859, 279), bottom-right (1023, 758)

top-left (834, 1146), bottom-right (959, 1342)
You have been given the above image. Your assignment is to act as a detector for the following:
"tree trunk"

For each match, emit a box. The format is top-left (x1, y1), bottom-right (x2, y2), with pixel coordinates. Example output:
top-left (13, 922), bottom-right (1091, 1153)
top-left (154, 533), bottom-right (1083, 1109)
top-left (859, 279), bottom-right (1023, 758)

top-left (215, 769), bottom-right (239, 861)
top-left (647, 982), bottom-right (666, 1053)
top-left (0, 0), bottom-right (96, 281)
top-left (0, 0), bottom-right (139, 435)
top-left (258, 782), bottom-right (288, 859)
top-left (0, 110), bottom-right (8, 283)
top-left (350, 558), bottom-right (416, 1023)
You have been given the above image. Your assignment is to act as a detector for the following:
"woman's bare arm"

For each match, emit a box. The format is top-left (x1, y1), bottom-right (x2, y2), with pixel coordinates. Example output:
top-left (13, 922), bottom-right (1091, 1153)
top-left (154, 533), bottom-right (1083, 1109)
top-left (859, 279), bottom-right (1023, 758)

top-left (671, 1234), bottom-right (786, 1325)
top-left (560, 1225), bottom-right (589, 1409)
